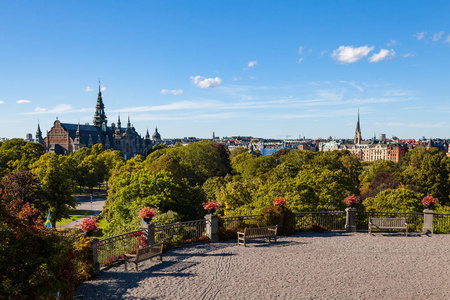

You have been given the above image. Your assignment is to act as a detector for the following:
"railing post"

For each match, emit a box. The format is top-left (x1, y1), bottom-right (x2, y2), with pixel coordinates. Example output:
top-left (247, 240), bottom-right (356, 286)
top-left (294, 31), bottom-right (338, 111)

top-left (205, 214), bottom-right (219, 242)
top-left (345, 207), bottom-right (357, 232)
top-left (140, 223), bottom-right (156, 245)
top-left (422, 209), bottom-right (434, 234)
top-left (91, 238), bottom-right (100, 274)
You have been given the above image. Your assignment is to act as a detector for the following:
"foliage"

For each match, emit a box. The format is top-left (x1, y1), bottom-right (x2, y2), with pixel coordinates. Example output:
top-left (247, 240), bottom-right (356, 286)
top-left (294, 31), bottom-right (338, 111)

top-left (103, 170), bottom-right (203, 236)
top-left (30, 153), bottom-right (77, 227)
top-left (0, 139), bottom-right (45, 178)
top-left (400, 147), bottom-right (450, 205)
top-left (298, 223), bottom-right (329, 233)
top-left (257, 205), bottom-right (296, 235)
top-left (1, 170), bottom-right (45, 213)
top-left (0, 189), bottom-right (95, 300)
top-left (363, 188), bottom-right (423, 212)
top-left (151, 210), bottom-right (181, 226)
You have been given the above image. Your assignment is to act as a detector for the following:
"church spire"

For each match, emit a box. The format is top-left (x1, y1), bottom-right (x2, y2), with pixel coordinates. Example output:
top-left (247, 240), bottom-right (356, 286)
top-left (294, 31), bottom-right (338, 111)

top-left (93, 80), bottom-right (107, 128)
top-left (354, 109), bottom-right (362, 144)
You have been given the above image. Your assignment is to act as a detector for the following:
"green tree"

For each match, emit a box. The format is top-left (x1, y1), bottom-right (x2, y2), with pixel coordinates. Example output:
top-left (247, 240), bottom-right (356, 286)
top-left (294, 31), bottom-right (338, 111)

top-left (400, 147), bottom-right (450, 205)
top-left (104, 170), bottom-right (203, 236)
top-left (363, 188), bottom-right (423, 212)
top-left (31, 154), bottom-right (77, 227)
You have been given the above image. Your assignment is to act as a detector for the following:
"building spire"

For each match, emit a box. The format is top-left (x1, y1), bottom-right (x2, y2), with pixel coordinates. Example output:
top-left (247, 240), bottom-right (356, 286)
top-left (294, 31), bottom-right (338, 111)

top-left (93, 80), bottom-right (107, 128)
top-left (354, 108), bottom-right (362, 144)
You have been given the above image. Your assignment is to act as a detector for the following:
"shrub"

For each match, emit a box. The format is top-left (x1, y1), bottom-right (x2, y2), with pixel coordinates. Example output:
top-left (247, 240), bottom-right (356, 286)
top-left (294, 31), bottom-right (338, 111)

top-left (257, 205), bottom-right (297, 236)
top-left (299, 223), bottom-right (329, 233)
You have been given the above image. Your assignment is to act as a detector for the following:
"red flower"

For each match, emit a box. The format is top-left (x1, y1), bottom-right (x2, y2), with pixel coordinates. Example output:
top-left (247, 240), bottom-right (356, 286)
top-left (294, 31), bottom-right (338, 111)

top-left (139, 207), bottom-right (157, 219)
top-left (422, 195), bottom-right (438, 207)
top-left (78, 218), bottom-right (99, 233)
top-left (202, 200), bottom-right (220, 211)
top-left (273, 197), bottom-right (287, 207)
top-left (343, 195), bottom-right (360, 206)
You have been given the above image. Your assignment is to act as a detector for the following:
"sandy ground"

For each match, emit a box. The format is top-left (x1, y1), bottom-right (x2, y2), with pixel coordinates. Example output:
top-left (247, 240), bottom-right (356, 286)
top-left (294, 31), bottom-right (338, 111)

top-left (76, 231), bottom-right (450, 300)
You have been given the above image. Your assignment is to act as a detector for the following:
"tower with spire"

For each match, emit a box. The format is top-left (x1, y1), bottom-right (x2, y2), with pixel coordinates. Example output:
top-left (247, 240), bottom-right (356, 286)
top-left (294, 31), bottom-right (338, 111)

top-left (354, 109), bottom-right (362, 144)
top-left (35, 122), bottom-right (43, 144)
top-left (93, 81), bottom-right (107, 130)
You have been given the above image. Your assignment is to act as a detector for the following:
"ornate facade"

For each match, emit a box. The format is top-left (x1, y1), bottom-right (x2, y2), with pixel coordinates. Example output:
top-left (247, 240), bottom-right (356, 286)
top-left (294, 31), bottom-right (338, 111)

top-left (38, 84), bottom-right (160, 159)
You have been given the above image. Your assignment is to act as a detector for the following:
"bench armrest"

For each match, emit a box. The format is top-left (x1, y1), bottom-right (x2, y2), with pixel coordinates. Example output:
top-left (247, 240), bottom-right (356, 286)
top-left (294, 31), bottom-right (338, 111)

top-left (124, 253), bottom-right (136, 258)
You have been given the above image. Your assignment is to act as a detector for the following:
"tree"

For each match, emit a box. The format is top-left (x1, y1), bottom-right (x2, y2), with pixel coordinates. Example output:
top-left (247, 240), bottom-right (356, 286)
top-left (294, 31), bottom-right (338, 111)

top-left (400, 147), bottom-right (450, 205)
top-left (31, 154), bottom-right (77, 227)
top-left (103, 170), bottom-right (203, 236)
top-left (1, 170), bottom-right (45, 213)
top-left (0, 139), bottom-right (44, 178)
top-left (363, 188), bottom-right (423, 212)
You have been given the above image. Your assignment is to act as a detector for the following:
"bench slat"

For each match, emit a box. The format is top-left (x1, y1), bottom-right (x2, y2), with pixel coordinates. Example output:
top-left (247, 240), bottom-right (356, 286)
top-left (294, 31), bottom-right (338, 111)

top-left (237, 226), bottom-right (278, 246)
top-left (369, 217), bottom-right (408, 236)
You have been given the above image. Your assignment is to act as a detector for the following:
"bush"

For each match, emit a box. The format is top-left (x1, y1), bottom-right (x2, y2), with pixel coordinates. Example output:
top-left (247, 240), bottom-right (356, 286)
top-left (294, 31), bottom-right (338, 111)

top-left (257, 205), bottom-right (297, 236)
top-left (299, 223), bottom-right (329, 233)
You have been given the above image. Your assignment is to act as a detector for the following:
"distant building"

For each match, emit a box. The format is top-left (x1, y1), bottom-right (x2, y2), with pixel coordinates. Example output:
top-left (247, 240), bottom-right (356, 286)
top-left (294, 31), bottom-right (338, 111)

top-left (39, 83), bottom-right (153, 159)
top-left (25, 133), bottom-right (33, 142)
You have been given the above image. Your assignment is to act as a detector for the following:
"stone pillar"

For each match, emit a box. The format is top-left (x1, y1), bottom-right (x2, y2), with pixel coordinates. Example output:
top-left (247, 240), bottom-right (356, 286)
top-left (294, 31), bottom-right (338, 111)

top-left (345, 207), bottom-right (357, 232)
top-left (205, 214), bottom-right (219, 242)
top-left (422, 209), bottom-right (434, 234)
top-left (140, 223), bottom-right (156, 245)
top-left (91, 238), bottom-right (100, 274)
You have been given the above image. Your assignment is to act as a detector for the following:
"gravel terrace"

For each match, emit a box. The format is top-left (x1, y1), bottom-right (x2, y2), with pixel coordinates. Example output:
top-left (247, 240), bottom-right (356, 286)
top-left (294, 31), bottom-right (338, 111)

top-left (76, 232), bottom-right (450, 300)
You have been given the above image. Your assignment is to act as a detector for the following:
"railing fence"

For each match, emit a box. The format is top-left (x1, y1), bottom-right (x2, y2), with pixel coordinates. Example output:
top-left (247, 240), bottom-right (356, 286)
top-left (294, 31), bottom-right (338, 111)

top-left (295, 212), bottom-right (346, 230)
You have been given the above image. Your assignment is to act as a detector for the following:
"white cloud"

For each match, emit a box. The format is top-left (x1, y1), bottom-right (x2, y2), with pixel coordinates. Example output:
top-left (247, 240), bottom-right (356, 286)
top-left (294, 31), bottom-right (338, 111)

top-left (320, 50), bottom-right (328, 56)
top-left (190, 75), bottom-right (223, 88)
top-left (402, 53), bottom-right (415, 58)
top-left (415, 32), bottom-right (426, 40)
top-left (331, 45), bottom-right (374, 64)
top-left (85, 86), bottom-right (94, 92)
top-left (161, 89), bottom-right (183, 95)
top-left (445, 35), bottom-right (450, 43)
top-left (101, 86), bottom-right (106, 91)
top-left (339, 80), bottom-right (363, 92)
top-left (368, 49), bottom-right (395, 62)
top-left (387, 40), bottom-right (397, 46)
top-left (17, 99), bottom-right (31, 104)
top-left (23, 104), bottom-right (91, 115)
top-left (296, 58), bottom-right (304, 63)
top-left (0, 100), bottom-right (4, 104)
top-left (248, 61), bottom-right (257, 67)
top-left (298, 46), bottom-right (303, 55)
top-left (432, 31), bottom-right (445, 42)
top-left (232, 76), bottom-right (242, 81)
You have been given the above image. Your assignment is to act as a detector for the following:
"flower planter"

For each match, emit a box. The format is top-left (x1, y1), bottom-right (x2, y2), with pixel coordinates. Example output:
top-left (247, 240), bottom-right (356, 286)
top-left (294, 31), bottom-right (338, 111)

top-left (143, 217), bottom-right (152, 224)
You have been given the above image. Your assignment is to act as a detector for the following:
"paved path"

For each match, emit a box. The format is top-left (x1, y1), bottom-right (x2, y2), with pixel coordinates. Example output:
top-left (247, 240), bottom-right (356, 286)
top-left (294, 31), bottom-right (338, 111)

top-left (58, 196), bottom-right (106, 229)
top-left (76, 232), bottom-right (450, 299)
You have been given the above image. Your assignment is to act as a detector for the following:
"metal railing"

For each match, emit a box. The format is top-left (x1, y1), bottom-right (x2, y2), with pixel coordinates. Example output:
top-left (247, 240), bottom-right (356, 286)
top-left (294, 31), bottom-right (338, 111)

top-left (356, 211), bottom-right (423, 232)
top-left (97, 230), bottom-right (146, 267)
top-left (155, 219), bottom-right (206, 243)
top-left (295, 212), bottom-right (346, 230)
top-left (434, 213), bottom-right (450, 233)
top-left (220, 215), bottom-right (260, 230)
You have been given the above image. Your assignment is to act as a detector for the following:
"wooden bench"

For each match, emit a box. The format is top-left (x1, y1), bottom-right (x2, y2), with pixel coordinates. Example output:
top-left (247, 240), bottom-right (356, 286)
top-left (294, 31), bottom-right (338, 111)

top-left (237, 225), bottom-right (278, 246)
top-left (124, 242), bottom-right (164, 271)
top-left (369, 217), bottom-right (408, 236)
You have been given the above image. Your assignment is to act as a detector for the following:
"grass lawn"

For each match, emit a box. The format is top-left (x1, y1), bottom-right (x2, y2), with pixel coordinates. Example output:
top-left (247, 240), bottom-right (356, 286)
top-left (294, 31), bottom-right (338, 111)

top-left (58, 210), bottom-right (94, 226)
top-left (92, 218), bottom-right (108, 238)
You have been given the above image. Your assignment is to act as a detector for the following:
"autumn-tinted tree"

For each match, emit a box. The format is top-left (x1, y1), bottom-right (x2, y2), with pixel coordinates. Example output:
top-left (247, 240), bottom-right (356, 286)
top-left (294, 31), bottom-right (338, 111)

top-left (1, 170), bottom-right (45, 213)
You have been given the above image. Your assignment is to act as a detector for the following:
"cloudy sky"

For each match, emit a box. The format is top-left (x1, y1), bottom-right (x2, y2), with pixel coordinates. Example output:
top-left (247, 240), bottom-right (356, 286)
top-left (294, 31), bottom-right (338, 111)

top-left (0, 1), bottom-right (449, 140)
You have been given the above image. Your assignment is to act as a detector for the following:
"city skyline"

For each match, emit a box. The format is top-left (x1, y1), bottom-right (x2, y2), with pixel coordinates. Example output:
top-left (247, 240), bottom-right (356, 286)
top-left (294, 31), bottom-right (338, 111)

top-left (0, 1), bottom-right (449, 140)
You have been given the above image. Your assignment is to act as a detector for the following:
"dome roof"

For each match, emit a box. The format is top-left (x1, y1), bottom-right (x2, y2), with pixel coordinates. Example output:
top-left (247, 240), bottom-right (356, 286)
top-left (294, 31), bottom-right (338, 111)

top-left (152, 127), bottom-right (161, 140)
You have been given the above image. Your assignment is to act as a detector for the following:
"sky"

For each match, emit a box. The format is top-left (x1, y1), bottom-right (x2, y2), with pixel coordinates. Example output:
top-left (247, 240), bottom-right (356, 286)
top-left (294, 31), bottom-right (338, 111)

top-left (0, 1), bottom-right (449, 140)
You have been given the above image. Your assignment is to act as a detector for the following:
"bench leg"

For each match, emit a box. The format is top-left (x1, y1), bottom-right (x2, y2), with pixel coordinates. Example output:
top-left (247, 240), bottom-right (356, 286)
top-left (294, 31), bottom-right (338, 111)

top-left (125, 261), bottom-right (128, 271)
top-left (135, 262), bottom-right (138, 271)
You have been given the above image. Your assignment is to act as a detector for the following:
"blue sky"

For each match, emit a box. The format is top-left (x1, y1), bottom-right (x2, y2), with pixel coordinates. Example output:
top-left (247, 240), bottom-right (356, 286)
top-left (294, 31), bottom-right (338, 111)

top-left (0, 1), bottom-right (449, 140)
